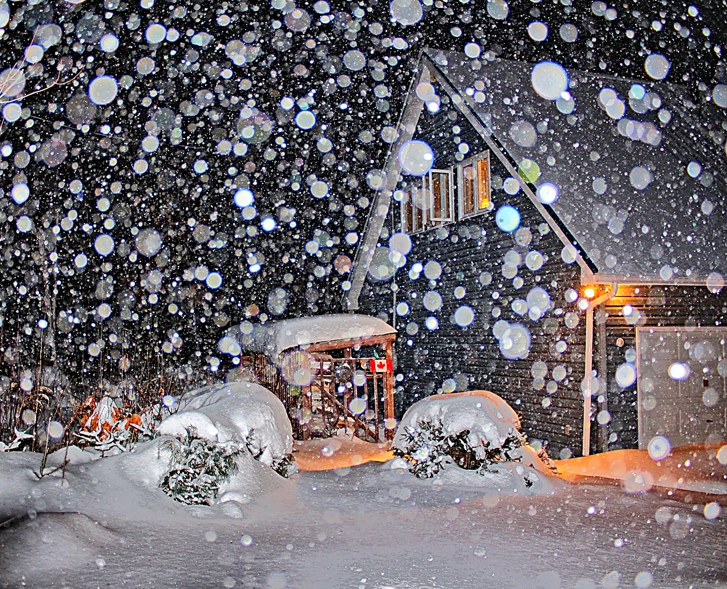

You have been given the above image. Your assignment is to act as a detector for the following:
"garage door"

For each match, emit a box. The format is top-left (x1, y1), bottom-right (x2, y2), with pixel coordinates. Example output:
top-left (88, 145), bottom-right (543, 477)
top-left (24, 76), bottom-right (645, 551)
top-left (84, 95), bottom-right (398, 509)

top-left (636, 327), bottom-right (727, 450)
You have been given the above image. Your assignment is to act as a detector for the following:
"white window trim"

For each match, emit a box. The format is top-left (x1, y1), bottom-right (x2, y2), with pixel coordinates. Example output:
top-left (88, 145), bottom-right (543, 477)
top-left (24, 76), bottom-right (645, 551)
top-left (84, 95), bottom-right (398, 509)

top-left (457, 151), bottom-right (491, 221)
top-left (400, 168), bottom-right (455, 235)
top-left (427, 168), bottom-right (454, 224)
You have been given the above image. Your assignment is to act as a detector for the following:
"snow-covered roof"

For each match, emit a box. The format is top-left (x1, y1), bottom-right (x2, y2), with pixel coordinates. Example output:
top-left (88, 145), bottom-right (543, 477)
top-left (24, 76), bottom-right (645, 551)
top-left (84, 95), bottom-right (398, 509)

top-left (243, 314), bottom-right (396, 357)
top-left (423, 49), bottom-right (727, 284)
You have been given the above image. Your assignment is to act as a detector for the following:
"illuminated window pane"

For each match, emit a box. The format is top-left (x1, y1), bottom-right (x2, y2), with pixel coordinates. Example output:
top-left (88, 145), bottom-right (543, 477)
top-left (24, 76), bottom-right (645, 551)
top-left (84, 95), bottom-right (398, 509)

top-left (462, 164), bottom-right (475, 215)
top-left (477, 156), bottom-right (490, 210)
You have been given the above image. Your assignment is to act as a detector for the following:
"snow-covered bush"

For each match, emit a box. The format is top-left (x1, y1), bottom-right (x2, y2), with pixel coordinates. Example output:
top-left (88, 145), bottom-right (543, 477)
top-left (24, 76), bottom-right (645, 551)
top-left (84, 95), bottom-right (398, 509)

top-left (393, 391), bottom-right (544, 481)
top-left (157, 381), bottom-right (295, 475)
top-left (160, 428), bottom-right (243, 505)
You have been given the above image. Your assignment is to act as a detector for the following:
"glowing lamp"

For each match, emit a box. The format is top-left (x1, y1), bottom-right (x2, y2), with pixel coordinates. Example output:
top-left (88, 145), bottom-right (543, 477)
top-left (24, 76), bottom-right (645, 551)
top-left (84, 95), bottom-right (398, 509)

top-left (583, 286), bottom-right (596, 299)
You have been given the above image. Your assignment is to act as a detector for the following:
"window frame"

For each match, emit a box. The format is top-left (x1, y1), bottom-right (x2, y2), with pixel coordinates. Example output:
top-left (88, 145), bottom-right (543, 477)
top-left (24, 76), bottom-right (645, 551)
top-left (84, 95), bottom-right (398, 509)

top-left (457, 151), bottom-right (491, 220)
top-left (400, 168), bottom-right (455, 235)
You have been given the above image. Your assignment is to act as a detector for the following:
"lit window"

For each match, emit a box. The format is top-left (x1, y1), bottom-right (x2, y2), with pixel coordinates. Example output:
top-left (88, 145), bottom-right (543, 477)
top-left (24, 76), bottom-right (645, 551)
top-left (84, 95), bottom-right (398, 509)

top-left (401, 169), bottom-right (454, 234)
top-left (458, 152), bottom-right (491, 218)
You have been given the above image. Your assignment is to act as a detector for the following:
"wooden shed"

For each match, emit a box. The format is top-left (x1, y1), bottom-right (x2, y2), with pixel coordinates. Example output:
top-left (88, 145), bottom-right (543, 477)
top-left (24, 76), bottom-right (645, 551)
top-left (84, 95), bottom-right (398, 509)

top-left (346, 49), bottom-right (727, 458)
top-left (240, 314), bottom-right (396, 442)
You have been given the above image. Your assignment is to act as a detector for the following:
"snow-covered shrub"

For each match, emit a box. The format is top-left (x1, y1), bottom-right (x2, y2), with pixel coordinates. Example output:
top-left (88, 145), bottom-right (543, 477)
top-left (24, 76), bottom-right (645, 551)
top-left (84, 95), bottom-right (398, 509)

top-left (158, 382), bottom-right (294, 474)
top-left (244, 428), bottom-right (295, 477)
top-left (160, 428), bottom-right (243, 505)
top-left (392, 391), bottom-right (537, 480)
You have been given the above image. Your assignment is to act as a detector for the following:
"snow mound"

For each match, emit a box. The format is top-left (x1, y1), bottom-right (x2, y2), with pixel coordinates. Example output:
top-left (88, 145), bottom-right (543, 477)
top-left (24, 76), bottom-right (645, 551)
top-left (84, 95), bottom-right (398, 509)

top-left (393, 390), bottom-right (522, 458)
top-left (117, 436), bottom-right (285, 511)
top-left (46, 445), bottom-right (101, 469)
top-left (0, 512), bottom-right (118, 580)
top-left (434, 461), bottom-right (553, 495)
top-left (158, 381), bottom-right (293, 467)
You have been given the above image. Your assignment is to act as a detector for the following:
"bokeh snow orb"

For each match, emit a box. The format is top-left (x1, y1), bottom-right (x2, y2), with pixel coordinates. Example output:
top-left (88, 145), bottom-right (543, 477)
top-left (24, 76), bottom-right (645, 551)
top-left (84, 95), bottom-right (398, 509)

top-left (234, 188), bottom-right (254, 208)
top-left (495, 322), bottom-right (531, 359)
top-left (615, 363), bottom-right (636, 388)
top-left (629, 166), bottom-right (652, 190)
top-left (94, 234), bottom-right (115, 256)
top-left (508, 120), bottom-right (537, 148)
top-left (647, 435), bottom-right (671, 461)
top-left (644, 53), bottom-right (670, 80)
top-left (146, 23), bottom-right (167, 43)
top-left (389, 0), bottom-right (423, 26)
top-left (11, 183), bottom-right (29, 205)
top-left (398, 140), bottom-right (434, 176)
top-left (487, 0), bottom-right (509, 20)
top-left (496, 205), bottom-right (521, 233)
top-left (528, 22), bottom-right (548, 42)
top-left (88, 76), bottom-right (118, 105)
top-left (454, 306), bottom-right (474, 327)
top-left (531, 62), bottom-right (568, 101)
top-left (136, 228), bottom-right (162, 257)
top-left (536, 182), bottom-right (558, 204)
top-left (99, 33), bottom-right (119, 52)
top-left (713, 84), bottom-right (727, 108)
top-left (667, 362), bottom-right (690, 381)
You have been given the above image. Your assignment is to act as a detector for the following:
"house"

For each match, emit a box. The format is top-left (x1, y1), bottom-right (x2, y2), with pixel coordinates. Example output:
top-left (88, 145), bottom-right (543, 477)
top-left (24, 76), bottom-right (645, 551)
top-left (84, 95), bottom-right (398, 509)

top-left (237, 314), bottom-right (396, 441)
top-left (344, 49), bottom-right (727, 458)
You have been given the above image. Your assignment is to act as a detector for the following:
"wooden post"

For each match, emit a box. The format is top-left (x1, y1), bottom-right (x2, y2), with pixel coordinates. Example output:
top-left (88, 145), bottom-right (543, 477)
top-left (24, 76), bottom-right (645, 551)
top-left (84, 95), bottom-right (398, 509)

top-left (373, 370), bottom-right (380, 441)
top-left (384, 339), bottom-right (395, 440)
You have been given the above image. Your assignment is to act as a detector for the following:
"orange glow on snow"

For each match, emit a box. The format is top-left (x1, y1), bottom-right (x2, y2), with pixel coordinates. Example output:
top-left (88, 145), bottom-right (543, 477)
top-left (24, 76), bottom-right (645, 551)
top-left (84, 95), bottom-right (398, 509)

top-left (555, 442), bottom-right (727, 500)
top-left (294, 437), bottom-right (394, 471)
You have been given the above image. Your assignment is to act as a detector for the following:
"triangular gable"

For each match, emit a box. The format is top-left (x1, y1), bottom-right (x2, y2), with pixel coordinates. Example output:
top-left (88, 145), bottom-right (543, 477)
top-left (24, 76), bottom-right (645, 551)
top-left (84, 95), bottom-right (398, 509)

top-left (425, 49), bottom-right (727, 285)
top-left (346, 49), bottom-right (727, 311)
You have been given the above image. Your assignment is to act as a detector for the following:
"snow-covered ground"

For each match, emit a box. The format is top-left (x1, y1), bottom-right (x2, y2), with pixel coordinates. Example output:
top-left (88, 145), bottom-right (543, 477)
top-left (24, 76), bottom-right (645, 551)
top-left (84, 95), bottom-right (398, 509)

top-left (1, 444), bottom-right (726, 589)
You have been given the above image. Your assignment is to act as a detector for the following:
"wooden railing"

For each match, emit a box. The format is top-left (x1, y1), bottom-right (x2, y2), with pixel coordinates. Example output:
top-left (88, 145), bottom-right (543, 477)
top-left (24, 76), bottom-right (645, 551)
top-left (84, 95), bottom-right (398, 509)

top-left (244, 353), bottom-right (386, 442)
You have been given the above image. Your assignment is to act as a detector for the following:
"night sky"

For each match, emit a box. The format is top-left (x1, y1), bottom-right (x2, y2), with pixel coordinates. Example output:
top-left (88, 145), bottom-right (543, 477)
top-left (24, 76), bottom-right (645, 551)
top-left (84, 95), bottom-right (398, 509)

top-left (0, 0), bottom-right (725, 380)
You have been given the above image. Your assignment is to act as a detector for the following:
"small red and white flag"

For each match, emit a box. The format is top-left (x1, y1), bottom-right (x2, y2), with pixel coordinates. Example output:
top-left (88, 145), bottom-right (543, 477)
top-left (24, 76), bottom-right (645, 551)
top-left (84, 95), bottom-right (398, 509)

top-left (370, 359), bottom-right (392, 373)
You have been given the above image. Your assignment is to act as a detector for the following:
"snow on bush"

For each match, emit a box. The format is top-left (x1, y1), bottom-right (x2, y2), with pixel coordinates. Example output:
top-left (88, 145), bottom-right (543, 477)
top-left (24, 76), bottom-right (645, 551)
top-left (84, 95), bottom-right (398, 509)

top-left (157, 381), bottom-right (294, 475)
top-left (393, 391), bottom-right (550, 484)
top-left (160, 428), bottom-right (243, 505)
top-left (116, 381), bottom-right (294, 510)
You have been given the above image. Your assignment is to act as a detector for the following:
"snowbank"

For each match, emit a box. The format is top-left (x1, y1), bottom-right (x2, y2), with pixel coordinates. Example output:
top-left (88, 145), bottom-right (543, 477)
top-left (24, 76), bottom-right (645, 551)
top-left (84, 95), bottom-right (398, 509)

top-left (158, 381), bottom-right (293, 467)
top-left (0, 512), bottom-right (119, 579)
top-left (386, 457), bottom-right (554, 495)
top-left (555, 442), bottom-right (727, 499)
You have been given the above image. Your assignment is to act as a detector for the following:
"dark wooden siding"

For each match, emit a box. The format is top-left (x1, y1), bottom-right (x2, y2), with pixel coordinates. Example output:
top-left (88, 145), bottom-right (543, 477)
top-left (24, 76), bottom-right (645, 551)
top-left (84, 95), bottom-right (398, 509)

top-left (358, 95), bottom-right (590, 458)
top-left (595, 285), bottom-right (727, 452)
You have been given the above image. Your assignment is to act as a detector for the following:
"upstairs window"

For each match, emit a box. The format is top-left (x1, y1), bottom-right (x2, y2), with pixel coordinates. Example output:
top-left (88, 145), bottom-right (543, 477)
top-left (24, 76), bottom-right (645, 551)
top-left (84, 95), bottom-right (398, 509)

top-left (401, 169), bottom-right (454, 234)
top-left (458, 152), bottom-right (491, 218)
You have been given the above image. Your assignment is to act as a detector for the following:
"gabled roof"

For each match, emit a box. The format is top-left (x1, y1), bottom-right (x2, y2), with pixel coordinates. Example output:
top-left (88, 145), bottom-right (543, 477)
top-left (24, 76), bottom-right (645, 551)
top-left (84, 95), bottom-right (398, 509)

top-left (345, 49), bottom-right (727, 309)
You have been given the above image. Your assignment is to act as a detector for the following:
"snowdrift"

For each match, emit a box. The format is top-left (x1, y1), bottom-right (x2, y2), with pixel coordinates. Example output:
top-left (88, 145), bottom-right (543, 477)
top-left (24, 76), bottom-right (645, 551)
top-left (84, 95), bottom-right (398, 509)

top-left (0, 512), bottom-right (118, 581)
top-left (556, 441), bottom-right (727, 500)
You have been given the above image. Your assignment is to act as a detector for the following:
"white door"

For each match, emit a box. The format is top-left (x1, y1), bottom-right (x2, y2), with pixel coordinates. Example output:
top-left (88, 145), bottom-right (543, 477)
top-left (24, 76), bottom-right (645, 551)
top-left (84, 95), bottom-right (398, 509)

top-left (636, 327), bottom-right (727, 449)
